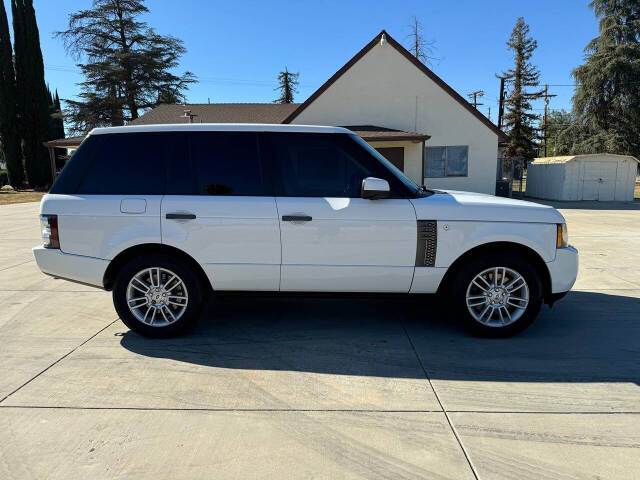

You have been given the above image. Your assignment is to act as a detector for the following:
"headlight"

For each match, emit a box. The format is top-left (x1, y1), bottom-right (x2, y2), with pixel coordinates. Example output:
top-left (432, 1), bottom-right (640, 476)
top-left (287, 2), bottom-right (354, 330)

top-left (40, 214), bottom-right (60, 249)
top-left (556, 223), bottom-right (568, 248)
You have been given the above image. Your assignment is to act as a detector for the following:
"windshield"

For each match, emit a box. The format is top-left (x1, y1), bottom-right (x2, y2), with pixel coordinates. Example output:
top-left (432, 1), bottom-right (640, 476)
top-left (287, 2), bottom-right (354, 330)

top-left (349, 134), bottom-right (424, 196)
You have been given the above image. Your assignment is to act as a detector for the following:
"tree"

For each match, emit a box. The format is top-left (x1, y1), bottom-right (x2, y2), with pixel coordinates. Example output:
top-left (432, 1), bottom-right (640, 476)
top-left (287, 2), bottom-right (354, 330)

top-left (274, 67), bottom-right (299, 104)
top-left (502, 17), bottom-right (544, 163)
top-left (0, 0), bottom-right (23, 187)
top-left (56, 0), bottom-right (195, 134)
top-left (45, 85), bottom-right (65, 140)
top-left (406, 16), bottom-right (437, 66)
top-left (542, 109), bottom-right (576, 156)
top-left (561, 0), bottom-right (640, 158)
top-left (52, 90), bottom-right (65, 140)
top-left (12, 0), bottom-right (51, 187)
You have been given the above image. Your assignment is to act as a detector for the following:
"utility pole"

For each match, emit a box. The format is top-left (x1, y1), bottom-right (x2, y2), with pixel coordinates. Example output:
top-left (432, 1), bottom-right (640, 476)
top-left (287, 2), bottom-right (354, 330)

top-left (467, 90), bottom-right (484, 108)
top-left (495, 74), bottom-right (507, 129)
top-left (541, 84), bottom-right (557, 157)
top-left (487, 107), bottom-right (491, 122)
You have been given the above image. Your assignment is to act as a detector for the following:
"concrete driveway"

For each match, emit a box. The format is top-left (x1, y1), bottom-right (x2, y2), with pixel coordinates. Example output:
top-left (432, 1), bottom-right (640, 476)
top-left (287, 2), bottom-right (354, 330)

top-left (1, 200), bottom-right (639, 479)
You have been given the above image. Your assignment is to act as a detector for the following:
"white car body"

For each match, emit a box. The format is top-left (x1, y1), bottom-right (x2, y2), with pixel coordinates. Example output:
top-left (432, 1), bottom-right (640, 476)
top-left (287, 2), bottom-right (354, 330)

top-left (34, 124), bottom-right (578, 310)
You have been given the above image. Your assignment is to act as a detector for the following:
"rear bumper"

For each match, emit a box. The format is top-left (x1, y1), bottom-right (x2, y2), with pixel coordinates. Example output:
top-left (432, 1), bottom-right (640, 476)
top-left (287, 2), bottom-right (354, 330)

top-left (33, 246), bottom-right (109, 289)
top-left (546, 245), bottom-right (579, 294)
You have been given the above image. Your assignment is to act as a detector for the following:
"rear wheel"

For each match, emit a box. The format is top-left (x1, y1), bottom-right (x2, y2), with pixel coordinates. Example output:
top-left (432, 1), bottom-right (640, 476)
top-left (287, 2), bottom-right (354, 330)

top-left (451, 254), bottom-right (543, 337)
top-left (113, 254), bottom-right (204, 337)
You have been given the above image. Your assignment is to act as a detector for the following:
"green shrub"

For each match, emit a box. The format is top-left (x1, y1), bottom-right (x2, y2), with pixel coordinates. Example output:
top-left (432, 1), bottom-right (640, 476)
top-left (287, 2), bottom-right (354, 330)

top-left (0, 170), bottom-right (8, 187)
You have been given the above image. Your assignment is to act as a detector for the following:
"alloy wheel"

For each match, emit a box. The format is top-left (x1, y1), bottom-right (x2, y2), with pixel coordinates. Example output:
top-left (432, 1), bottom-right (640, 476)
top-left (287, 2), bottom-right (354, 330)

top-left (465, 266), bottom-right (529, 327)
top-left (126, 267), bottom-right (189, 327)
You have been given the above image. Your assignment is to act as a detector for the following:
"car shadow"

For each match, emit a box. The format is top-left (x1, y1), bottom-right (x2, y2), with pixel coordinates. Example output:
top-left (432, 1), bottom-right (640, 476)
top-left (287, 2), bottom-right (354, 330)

top-left (120, 291), bottom-right (640, 385)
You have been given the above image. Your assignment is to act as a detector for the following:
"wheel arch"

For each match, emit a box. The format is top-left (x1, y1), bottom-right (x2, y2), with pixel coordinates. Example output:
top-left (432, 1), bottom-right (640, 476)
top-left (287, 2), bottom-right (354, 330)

top-left (437, 241), bottom-right (552, 302)
top-left (103, 243), bottom-right (212, 293)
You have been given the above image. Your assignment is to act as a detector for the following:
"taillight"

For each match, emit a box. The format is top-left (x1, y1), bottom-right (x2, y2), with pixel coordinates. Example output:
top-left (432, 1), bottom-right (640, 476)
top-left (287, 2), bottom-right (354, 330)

top-left (40, 214), bottom-right (60, 249)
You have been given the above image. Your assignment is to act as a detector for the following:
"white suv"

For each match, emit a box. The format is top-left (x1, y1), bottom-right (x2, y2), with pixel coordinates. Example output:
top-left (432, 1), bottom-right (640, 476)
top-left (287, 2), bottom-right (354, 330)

top-left (34, 124), bottom-right (578, 337)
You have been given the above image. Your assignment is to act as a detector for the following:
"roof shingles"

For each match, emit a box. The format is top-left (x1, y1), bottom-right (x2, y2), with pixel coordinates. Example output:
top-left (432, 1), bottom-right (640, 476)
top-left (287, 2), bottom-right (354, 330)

top-left (129, 103), bottom-right (300, 125)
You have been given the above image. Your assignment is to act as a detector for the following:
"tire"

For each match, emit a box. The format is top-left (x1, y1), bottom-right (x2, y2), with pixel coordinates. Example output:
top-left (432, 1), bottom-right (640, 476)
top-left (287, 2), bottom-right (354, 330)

top-left (450, 253), bottom-right (543, 337)
top-left (113, 253), bottom-right (205, 338)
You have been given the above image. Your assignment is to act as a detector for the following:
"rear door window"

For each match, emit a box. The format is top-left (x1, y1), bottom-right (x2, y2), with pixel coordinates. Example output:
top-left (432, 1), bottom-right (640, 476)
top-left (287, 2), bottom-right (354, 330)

top-left (187, 132), bottom-right (267, 196)
top-left (77, 133), bottom-right (167, 195)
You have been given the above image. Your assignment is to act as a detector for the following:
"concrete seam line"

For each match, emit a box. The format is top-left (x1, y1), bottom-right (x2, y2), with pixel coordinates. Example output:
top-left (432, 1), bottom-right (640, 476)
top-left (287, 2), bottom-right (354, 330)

top-left (0, 406), bottom-right (448, 413)
top-left (0, 318), bottom-right (120, 404)
top-left (2, 406), bottom-right (638, 414)
top-left (401, 322), bottom-right (480, 480)
top-left (0, 259), bottom-right (34, 272)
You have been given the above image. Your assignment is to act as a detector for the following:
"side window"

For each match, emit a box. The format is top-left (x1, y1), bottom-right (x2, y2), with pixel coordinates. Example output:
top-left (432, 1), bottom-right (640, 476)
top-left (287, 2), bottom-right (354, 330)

top-left (425, 146), bottom-right (469, 177)
top-left (188, 132), bottom-right (267, 196)
top-left (49, 136), bottom-right (100, 194)
top-left (263, 133), bottom-right (401, 198)
top-left (77, 133), bottom-right (167, 194)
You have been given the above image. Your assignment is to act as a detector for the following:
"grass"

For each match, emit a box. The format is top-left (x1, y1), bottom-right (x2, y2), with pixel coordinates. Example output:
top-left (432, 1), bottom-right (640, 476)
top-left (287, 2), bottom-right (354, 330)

top-left (635, 180), bottom-right (640, 200)
top-left (0, 189), bottom-right (45, 205)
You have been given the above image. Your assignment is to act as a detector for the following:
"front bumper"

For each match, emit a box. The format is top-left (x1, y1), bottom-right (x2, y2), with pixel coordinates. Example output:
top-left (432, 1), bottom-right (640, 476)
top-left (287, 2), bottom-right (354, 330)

top-left (33, 246), bottom-right (109, 289)
top-left (546, 245), bottom-right (579, 294)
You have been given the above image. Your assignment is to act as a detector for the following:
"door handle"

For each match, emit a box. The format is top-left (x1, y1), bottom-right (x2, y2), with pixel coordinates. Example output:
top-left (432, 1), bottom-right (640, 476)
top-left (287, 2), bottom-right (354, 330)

top-left (282, 215), bottom-right (312, 222)
top-left (166, 213), bottom-right (196, 220)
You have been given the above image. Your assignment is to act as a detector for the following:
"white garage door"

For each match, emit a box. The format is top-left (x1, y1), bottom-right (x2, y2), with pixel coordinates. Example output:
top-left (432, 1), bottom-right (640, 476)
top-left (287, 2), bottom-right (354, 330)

top-left (581, 161), bottom-right (618, 201)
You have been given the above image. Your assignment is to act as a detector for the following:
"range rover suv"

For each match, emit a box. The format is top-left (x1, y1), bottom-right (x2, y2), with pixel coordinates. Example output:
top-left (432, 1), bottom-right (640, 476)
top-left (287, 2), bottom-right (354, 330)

top-left (34, 124), bottom-right (578, 337)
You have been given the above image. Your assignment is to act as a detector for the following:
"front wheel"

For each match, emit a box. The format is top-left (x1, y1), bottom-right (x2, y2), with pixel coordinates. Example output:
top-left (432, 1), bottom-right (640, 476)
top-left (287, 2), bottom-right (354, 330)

top-left (451, 254), bottom-right (543, 337)
top-left (113, 254), bottom-right (204, 337)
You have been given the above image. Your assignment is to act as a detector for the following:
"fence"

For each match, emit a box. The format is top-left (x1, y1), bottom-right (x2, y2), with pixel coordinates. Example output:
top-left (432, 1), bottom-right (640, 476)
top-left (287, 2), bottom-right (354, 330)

top-left (497, 156), bottom-right (528, 198)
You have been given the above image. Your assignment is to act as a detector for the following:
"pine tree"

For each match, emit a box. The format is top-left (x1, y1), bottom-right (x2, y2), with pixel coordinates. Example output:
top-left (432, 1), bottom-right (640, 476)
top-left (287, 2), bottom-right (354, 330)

top-left (406, 16), bottom-right (437, 66)
top-left (502, 17), bottom-right (544, 163)
top-left (55, 0), bottom-right (195, 134)
top-left (12, 0), bottom-right (51, 187)
top-left (0, 0), bottom-right (23, 187)
top-left (46, 86), bottom-right (64, 140)
top-left (558, 0), bottom-right (640, 158)
top-left (274, 67), bottom-right (299, 104)
top-left (53, 90), bottom-right (65, 140)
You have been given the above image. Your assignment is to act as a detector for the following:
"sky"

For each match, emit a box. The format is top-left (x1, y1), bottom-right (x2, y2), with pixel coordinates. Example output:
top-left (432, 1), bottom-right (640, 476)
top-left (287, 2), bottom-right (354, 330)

top-left (6, 0), bottom-right (600, 124)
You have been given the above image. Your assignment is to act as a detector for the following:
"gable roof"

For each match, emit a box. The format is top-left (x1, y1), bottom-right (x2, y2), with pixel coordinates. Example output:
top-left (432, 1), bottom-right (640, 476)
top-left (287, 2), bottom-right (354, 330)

top-left (129, 103), bottom-right (300, 125)
top-left (282, 30), bottom-right (508, 143)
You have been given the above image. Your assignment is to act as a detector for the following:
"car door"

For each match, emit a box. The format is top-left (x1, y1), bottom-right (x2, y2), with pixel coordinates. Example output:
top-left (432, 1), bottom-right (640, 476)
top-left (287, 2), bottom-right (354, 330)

top-left (261, 132), bottom-right (417, 293)
top-left (161, 131), bottom-right (281, 291)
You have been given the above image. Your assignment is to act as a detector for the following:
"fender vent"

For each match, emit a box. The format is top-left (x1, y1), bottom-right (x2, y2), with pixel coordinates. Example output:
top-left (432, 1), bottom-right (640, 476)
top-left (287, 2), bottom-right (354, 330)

top-left (416, 220), bottom-right (437, 267)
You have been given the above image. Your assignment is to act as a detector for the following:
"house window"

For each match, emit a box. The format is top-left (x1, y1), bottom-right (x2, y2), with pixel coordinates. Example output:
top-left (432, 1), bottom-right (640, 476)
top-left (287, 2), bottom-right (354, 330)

top-left (425, 146), bottom-right (468, 177)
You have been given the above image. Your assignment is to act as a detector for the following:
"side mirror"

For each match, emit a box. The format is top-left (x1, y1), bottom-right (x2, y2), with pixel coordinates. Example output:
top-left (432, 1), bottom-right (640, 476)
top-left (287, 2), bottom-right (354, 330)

top-left (361, 177), bottom-right (390, 200)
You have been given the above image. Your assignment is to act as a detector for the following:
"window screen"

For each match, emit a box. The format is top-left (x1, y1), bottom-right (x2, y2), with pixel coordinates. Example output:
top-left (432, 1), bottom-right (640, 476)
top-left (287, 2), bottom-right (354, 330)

top-left (446, 146), bottom-right (468, 176)
top-left (425, 146), bottom-right (468, 177)
top-left (77, 133), bottom-right (167, 194)
top-left (425, 147), bottom-right (446, 177)
top-left (188, 132), bottom-right (266, 196)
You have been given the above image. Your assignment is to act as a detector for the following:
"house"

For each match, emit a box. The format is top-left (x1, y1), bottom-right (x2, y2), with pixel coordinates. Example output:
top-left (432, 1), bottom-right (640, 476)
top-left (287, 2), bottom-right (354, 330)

top-left (47, 30), bottom-right (507, 194)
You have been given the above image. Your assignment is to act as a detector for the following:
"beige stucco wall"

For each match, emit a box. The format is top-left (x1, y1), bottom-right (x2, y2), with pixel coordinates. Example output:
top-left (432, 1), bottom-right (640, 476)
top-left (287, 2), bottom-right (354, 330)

top-left (368, 140), bottom-right (423, 185)
top-left (290, 40), bottom-right (499, 194)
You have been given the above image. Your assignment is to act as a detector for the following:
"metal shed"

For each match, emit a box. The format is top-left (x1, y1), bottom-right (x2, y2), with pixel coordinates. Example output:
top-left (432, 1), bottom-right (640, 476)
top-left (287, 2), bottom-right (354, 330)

top-left (527, 154), bottom-right (639, 201)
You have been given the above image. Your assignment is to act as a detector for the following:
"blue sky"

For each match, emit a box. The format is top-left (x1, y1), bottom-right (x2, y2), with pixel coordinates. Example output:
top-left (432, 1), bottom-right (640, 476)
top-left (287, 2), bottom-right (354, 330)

top-left (8, 0), bottom-right (599, 123)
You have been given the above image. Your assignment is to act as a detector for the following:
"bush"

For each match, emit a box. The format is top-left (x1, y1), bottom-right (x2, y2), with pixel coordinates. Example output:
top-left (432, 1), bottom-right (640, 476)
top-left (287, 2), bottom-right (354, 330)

top-left (0, 170), bottom-right (8, 187)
